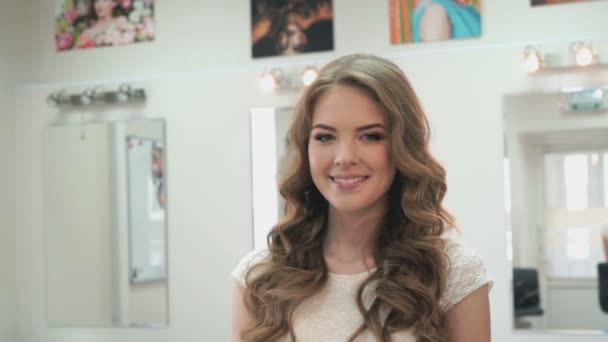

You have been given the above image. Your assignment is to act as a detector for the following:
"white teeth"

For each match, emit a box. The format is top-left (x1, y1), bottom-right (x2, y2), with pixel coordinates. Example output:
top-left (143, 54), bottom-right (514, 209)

top-left (333, 177), bottom-right (365, 184)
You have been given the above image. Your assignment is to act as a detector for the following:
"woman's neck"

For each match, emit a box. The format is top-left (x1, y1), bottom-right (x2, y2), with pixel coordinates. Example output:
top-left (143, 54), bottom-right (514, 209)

top-left (323, 206), bottom-right (386, 272)
top-left (97, 15), bottom-right (112, 24)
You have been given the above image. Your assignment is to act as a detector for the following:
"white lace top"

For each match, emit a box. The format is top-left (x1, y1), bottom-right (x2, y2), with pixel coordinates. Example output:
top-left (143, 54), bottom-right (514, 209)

top-left (231, 235), bottom-right (492, 341)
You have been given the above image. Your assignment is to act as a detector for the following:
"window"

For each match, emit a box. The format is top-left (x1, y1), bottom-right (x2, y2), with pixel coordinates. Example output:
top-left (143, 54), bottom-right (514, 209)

top-left (543, 150), bottom-right (608, 278)
top-left (566, 228), bottom-right (590, 260)
top-left (564, 154), bottom-right (588, 210)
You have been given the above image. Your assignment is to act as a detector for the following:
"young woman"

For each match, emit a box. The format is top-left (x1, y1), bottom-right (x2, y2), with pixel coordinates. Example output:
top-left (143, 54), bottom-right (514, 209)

top-left (80, 0), bottom-right (135, 46)
top-left (232, 54), bottom-right (491, 341)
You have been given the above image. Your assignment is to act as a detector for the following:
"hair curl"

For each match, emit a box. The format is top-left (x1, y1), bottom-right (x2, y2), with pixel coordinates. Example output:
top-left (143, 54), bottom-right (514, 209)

top-left (242, 54), bottom-right (455, 341)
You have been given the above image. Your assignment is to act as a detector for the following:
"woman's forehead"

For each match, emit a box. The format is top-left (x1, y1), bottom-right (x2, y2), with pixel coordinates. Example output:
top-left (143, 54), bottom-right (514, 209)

top-left (310, 87), bottom-right (388, 126)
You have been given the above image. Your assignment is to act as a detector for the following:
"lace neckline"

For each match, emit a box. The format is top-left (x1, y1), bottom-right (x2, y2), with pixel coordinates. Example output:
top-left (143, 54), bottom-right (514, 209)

top-left (327, 268), bottom-right (376, 278)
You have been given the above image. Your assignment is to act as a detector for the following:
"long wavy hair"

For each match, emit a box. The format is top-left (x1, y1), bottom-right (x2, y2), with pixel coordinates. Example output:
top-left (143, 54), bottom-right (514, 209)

top-left (242, 54), bottom-right (455, 341)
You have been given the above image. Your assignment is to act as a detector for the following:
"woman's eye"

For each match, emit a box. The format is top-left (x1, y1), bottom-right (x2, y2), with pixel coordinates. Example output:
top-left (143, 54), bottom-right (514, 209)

top-left (361, 133), bottom-right (383, 141)
top-left (314, 134), bottom-right (335, 142)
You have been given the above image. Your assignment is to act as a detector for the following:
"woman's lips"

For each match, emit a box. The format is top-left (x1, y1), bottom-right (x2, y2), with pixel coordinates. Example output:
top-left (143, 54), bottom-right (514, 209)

top-left (330, 175), bottom-right (369, 189)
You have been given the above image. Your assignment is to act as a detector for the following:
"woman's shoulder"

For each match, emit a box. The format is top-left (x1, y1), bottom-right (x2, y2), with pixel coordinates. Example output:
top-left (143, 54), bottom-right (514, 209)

top-left (231, 248), bottom-right (270, 287)
top-left (440, 231), bottom-right (493, 311)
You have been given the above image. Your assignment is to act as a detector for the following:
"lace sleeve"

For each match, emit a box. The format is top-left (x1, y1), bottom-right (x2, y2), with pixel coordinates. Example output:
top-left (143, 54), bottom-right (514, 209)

top-left (440, 237), bottom-right (493, 311)
top-left (230, 249), bottom-right (269, 287)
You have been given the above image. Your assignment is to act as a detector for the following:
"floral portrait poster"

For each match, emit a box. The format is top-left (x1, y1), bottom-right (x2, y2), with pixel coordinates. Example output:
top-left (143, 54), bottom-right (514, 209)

top-left (389, 0), bottom-right (481, 44)
top-left (55, 0), bottom-right (155, 51)
top-left (531, 0), bottom-right (603, 5)
top-left (251, 0), bottom-right (334, 58)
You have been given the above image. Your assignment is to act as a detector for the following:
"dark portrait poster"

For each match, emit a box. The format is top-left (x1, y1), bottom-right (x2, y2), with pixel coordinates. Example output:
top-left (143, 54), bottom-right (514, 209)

top-left (531, 0), bottom-right (602, 5)
top-left (55, 0), bottom-right (155, 51)
top-left (389, 0), bottom-right (481, 44)
top-left (251, 0), bottom-right (335, 58)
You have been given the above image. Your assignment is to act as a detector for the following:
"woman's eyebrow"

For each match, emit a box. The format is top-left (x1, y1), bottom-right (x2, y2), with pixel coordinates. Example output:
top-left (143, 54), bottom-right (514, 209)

top-left (311, 123), bottom-right (336, 131)
top-left (356, 123), bottom-right (386, 131)
top-left (311, 123), bottom-right (386, 131)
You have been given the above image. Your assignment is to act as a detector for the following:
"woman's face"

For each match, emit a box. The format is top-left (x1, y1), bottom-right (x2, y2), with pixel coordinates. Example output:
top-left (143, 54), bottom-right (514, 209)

top-left (278, 16), bottom-right (308, 55)
top-left (94, 0), bottom-right (116, 19)
top-left (308, 85), bottom-right (396, 216)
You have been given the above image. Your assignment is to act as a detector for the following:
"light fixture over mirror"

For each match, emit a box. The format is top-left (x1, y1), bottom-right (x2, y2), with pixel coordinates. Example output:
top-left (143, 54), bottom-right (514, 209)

top-left (45, 83), bottom-right (146, 107)
top-left (258, 66), bottom-right (319, 92)
top-left (522, 41), bottom-right (606, 73)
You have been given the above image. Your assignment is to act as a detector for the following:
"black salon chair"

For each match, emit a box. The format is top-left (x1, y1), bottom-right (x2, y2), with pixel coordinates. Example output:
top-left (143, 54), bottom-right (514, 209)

top-left (599, 263), bottom-right (608, 313)
top-left (513, 268), bottom-right (544, 319)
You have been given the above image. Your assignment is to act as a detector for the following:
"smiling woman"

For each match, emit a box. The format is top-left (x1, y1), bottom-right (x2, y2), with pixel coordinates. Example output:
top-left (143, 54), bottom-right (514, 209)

top-left (308, 85), bottom-right (396, 219)
top-left (233, 54), bottom-right (492, 342)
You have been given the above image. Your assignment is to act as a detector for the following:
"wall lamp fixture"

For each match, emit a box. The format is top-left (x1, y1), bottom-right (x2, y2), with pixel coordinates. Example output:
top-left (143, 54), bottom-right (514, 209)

top-left (523, 41), bottom-right (605, 74)
top-left (522, 45), bottom-right (543, 73)
top-left (45, 83), bottom-right (146, 107)
top-left (570, 41), bottom-right (597, 67)
top-left (258, 66), bottom-right (319, 93)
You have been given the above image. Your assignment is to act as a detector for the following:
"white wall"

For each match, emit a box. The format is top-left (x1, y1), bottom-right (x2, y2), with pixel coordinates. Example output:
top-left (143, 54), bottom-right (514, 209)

top-left (0, 1), bottom-right (24, 341)
top-left (0, 58), bottom-right (16, 342)
top-left (0, 53), bottom-right (17, 342)
top-left (12, 1), bottom-right (608, 342)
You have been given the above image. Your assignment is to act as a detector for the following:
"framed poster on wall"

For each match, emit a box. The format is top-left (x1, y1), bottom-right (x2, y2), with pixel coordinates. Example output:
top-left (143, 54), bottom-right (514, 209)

top-left (55, 0), bottom-right (155, 51)
top-left (251, 0), bottom-right (334, 58)
top-left (389, 0), bottom-right (481, 44)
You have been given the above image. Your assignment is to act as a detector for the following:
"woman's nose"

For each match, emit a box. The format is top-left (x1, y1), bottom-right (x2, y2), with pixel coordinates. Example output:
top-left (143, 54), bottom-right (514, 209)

top-left (334, 141), bottom-right (359, 166)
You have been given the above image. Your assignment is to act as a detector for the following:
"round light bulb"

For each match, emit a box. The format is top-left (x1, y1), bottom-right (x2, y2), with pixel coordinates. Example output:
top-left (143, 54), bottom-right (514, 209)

top-left (80, 94), bottom-right (92, 105)
top-left (301, 68), bottom-right (318, 86)
top-left (259, 72), bottom-right (277, 92)
top-left (46, 94), bottom-right (58, 106)
top-left (522, 51), bottom-right (541, 73)
top-left (592, 88), bottom-right (604, 99)
top-left (575, 46), bottom-right (595, 66)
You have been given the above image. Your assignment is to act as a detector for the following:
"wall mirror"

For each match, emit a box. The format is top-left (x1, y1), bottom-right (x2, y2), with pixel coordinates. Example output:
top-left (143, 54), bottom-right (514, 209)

top-left (43, 119), bottom-right (169, 328)
top-left (250, 107), bottom-right (294, 250)
top-left (503, 91), bottom-right (608, 334)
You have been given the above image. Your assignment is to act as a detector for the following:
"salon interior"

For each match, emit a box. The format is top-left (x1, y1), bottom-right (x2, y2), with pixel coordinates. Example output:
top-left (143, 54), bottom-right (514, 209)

top-left (2, 1), bottom-right (608, 341)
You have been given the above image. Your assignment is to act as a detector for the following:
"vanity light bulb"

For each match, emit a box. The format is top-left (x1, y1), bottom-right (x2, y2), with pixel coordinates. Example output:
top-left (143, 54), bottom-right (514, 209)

top-left (301, 68), bottom-right (318, 86)
top-left (116, 91), bottom-right (129, 102)
top-left (259, 72), bottom-right (277, 92)
top-left (46, 94), bottom-right (58, 107)
top-left (592, 88), bottom-right (604, 99)
top-left (522, 51), bottom-right (541, 73)
top-left (80, 94), bottom-right (92, 105)
top-left (575, 45), bottom-right (595, 67)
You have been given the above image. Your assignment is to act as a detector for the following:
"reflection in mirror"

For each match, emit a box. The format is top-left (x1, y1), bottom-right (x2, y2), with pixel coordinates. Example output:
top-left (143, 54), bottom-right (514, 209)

top-left (43, 119), bottom-right (169, 328)
top-left (250, 107), bottom-right (293, 250)
top-left (503, 92), bottom-right (608, 333)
